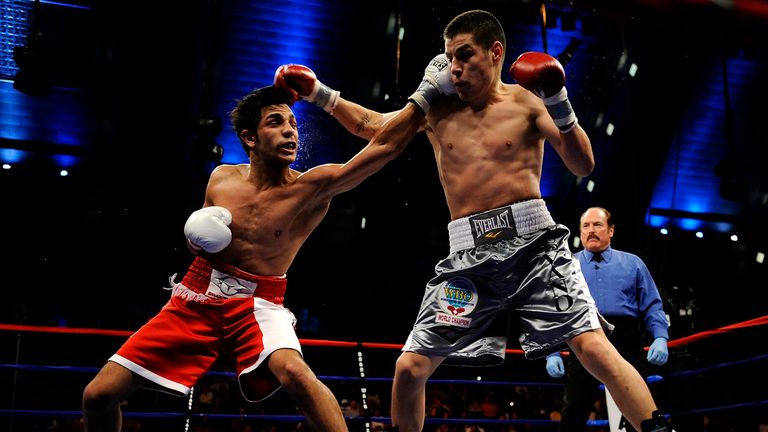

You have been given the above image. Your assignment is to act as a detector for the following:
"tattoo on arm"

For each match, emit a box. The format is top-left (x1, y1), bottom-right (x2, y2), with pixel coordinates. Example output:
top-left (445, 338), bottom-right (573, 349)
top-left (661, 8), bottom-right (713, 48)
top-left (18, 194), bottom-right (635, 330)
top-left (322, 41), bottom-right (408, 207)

top-left (355, 113), bottom-right (371, 135)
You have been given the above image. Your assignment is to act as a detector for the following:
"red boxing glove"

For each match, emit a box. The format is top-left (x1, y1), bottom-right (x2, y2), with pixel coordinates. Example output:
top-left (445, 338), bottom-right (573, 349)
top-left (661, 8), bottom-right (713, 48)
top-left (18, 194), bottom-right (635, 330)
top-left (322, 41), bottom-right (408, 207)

top-left (510, 52), bottom-right (565, 98)
top-left (273, 64), bottom-right (314, 102)
top-left (273, 64), bottom-right (339, 113)
top-left (510, 52), bottom-right (577, 132)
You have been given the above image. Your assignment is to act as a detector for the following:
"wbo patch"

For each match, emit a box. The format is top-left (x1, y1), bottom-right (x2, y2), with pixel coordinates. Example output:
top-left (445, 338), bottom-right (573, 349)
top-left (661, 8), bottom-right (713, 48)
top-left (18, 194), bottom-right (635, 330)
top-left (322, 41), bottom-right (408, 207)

top-left (468, 207), bottom-right (518, 246)
top-left (435, 277), bottom-right (478, 328)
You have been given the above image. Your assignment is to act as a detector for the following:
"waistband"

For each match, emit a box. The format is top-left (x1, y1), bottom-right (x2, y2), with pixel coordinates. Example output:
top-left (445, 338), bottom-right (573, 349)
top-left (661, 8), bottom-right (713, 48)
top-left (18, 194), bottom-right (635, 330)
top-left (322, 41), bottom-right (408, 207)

top-left (447, 199), bottom-right (555, 253)
top-left (179, 256), bottom-right (286, 303)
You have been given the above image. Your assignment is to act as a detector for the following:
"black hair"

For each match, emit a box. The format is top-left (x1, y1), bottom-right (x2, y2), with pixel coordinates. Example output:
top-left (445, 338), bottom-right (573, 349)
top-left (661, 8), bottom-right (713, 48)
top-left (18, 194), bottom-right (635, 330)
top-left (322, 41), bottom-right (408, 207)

top-left (229, 85), bottom-right (294, 155)
top-left (444, 9), bottom-right (506, 53)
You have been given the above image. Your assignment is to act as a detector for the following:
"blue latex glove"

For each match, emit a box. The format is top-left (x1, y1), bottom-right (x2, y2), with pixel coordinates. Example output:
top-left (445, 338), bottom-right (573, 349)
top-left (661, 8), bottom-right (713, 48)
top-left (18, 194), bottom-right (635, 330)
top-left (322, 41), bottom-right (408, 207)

top-left (545, 352), bottom-right (565, 378)
top-left (647, 337), bottom-right (669, 366)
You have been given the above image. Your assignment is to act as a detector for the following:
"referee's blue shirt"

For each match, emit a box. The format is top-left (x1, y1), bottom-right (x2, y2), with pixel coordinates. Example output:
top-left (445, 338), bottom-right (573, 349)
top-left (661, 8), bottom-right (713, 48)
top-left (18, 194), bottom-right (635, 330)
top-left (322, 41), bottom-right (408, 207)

top-left (575, 247), bottom-right (669, 340)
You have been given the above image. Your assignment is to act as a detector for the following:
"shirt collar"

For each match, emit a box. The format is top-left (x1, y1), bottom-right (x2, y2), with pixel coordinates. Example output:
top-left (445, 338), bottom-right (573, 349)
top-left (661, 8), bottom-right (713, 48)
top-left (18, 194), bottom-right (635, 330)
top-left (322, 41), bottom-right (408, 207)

top-left (588, 247), bottom-right (612, 263)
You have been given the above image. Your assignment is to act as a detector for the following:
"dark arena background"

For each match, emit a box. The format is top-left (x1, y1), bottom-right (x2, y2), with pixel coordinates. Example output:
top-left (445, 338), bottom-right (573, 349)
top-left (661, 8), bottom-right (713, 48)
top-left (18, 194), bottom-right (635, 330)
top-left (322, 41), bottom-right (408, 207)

top-left (1, 0), bottom-right (767, 431)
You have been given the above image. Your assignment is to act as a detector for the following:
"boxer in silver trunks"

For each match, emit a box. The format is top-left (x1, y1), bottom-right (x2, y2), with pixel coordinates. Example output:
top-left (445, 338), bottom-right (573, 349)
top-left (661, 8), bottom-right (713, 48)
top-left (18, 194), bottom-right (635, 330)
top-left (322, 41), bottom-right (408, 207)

top-left (274, 9), bottom-right (673, 432)
top-left (404, 199), bottom-right (611, 365)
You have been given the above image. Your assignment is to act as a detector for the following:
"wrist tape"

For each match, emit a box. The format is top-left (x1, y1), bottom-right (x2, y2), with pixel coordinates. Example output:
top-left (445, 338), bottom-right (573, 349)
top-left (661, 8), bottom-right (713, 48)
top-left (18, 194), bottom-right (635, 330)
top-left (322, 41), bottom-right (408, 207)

top-left (308, 82), bottom-right (340, 113)
top-left (543, 87), bottom-right (578, 133)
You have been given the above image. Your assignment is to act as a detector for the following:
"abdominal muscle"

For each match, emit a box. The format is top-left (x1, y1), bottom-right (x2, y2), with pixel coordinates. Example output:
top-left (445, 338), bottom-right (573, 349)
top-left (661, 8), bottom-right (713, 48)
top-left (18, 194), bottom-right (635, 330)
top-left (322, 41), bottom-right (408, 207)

top-left (438, 155), bottom-right (543, 220)
top-left (427, 88), bottom-right (547, 220)
top-left (428, 115), bottom-right (545, 220)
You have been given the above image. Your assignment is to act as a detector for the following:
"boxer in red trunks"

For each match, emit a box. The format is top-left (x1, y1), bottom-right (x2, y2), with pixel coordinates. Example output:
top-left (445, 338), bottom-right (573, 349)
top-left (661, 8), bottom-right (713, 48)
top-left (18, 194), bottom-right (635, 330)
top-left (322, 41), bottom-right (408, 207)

top-left (82, 84), bottom-right (426, 432)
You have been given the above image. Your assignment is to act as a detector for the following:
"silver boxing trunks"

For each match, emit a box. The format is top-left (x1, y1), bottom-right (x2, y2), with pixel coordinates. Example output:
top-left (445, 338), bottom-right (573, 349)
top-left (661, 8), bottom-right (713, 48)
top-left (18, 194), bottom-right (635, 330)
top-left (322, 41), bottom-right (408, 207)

top-left (403, 199), bottom-right (611, 365)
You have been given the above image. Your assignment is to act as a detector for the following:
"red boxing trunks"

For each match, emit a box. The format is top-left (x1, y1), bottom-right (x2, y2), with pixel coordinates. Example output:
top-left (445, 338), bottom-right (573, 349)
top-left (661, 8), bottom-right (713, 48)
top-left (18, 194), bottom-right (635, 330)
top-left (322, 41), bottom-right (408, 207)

top-left (110, 256), bottom-right (300, 402)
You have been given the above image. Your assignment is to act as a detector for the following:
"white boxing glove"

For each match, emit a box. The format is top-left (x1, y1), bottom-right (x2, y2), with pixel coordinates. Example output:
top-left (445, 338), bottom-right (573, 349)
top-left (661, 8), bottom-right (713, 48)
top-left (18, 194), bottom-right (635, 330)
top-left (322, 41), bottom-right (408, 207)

top-left (408, 53), bottom-right (455, 115)
top-left (184, 206), bottom-right (233, 254)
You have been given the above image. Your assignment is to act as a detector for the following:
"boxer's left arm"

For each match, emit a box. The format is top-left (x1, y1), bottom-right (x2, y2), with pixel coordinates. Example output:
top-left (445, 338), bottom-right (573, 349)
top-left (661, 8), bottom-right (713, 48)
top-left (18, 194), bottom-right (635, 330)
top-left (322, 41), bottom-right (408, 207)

top-left (330, 98), bottom-right (400, 141)
top-left (299, 102), bottom-right (424, 200)
top-left (511, 52), bottom-right (594, 177)
top-left (273, 63), bottom-right (405, 140)
top-left (332, 52), bottom-right (453, 141)
top-left (541, 113), bottom-right (593, 178)
top-left (333, 53), bottom-right (454, 139)
top-left (297, 54), bottom-right (451, 199)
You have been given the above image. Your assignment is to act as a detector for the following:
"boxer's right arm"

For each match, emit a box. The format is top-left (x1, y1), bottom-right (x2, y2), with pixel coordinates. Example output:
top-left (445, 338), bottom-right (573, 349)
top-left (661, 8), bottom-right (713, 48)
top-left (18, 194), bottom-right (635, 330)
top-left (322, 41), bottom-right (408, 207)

top-left (408, 53), bottom-right (455, 115)
top-left (184, 206), bottom-right (232, 254)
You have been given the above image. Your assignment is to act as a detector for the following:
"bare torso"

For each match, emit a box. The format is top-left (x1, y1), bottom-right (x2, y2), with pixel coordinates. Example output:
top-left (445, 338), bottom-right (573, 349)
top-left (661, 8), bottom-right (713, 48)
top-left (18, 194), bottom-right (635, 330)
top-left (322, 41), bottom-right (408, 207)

top-left (426, 83), bottom-right (546, 219)
top-left (202, 164), bottom-right (330, 276)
